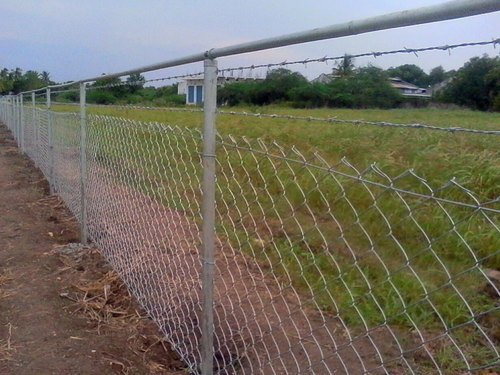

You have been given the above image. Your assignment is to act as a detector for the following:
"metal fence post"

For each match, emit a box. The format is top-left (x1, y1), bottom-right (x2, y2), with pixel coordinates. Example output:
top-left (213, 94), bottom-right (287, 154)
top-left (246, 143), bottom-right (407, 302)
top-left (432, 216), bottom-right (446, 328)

top-left (15, 95), bottom-right (20, 144)
top-left (47, 88), bottom-right (55, 194)
top-left (35, 94), bottom-right (40, 167)
top-left (32, 92), bottom-right (36, 163)
top-left (17, 95), bottom-right (21, 145)
top-left (19, 94), bottom-right (24, 152)
top-left (79, 83), bottom-right (88, 244)
top-left (201, 58), bottom-right (218, 375)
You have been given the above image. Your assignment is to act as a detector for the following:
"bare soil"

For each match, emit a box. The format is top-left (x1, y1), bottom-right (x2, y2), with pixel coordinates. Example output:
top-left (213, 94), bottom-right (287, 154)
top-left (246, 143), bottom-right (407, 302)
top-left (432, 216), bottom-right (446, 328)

top-left (0, 124), bottom-right (185, 375)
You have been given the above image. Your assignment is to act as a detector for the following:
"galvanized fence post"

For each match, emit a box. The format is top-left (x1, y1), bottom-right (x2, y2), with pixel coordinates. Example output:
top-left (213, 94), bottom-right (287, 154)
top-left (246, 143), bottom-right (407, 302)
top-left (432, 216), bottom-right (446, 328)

top-left (79, 83), bottom-right (88, 244)
top-left (47, 88), bottom-right (55, 194)
top-left (19, 94), bottom-right (24, 152)
top-left (32, 92), bottom-right (36, 164)
top-left (201, 58), bottom-right (218, 375)
top-left (17, 95), bottom-right (21, 145)
top-left (15, 95), bottom-right (20, 144)
top-left (35, 94), bottom-right (40, 166)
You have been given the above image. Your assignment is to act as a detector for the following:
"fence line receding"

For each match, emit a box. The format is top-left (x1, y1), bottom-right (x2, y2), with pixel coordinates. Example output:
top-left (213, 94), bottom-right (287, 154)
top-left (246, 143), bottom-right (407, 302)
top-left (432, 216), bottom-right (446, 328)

top-left (1, 0), bottom-right (499, 373)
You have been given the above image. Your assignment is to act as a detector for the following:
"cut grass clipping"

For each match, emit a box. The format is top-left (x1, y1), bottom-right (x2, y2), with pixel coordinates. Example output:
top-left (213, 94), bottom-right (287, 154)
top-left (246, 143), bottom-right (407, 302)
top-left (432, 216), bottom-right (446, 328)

top-left (0, 270), bottom-right (14, 362)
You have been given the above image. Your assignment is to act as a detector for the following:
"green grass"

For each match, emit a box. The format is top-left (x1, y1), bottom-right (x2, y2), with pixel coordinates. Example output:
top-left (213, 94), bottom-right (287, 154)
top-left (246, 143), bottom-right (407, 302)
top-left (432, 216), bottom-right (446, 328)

top-left (54, 104), bottom-right (500, 197)
top-left (53, 104), bottom-right (500, 373)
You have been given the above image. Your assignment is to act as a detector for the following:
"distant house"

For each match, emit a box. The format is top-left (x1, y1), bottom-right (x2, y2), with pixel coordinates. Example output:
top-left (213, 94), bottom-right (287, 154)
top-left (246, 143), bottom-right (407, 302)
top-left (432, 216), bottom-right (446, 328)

top-left (389, 77), bottom-right (430, 98)
top-left (428, 77), bottom-right (453, 96)
top-left (311, 73), bottom-right (339, 84)
top-left (178, 76), bottom-right (262, 105)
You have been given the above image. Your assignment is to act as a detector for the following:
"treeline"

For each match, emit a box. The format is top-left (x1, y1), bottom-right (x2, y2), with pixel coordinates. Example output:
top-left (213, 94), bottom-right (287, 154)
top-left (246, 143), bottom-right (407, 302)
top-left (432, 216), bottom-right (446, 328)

top-left (0, 70), bottom-right (185, 106)
top-left (435, 56), bottom-right (499, 111)
top-left (218, 55), bottom-right (500, 111)
top-left (0, 68), bottom-right (53, 94)
top-left (2, 55), bottom-right (498, 111)
top-left (219, 66), bottom-right (403, 109)
top-left (56, 74), bottom-right (185, 106)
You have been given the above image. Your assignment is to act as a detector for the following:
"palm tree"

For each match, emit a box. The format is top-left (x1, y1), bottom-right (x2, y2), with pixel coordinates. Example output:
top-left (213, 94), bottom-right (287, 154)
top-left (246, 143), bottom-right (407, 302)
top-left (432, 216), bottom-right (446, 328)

top-left (11, 67), bottom-right (23, 80)
top-left (40, 71), bottom-right (51, 85)
top-left (333, 54), bottom-right (355, 77)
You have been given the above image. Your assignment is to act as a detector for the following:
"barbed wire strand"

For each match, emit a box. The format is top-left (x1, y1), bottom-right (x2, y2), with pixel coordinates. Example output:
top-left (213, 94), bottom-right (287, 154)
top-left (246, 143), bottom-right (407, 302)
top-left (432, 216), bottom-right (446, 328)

top-left (48, 102), bottom-right (500, 136)
top-left (217, 110), bottom-right (500, 136)
top-left (218, 38), bottom-right (500, 74)
top-left (86, 71), bottom-right (204, 91)
top-left (48, 38), bottom-right (499, 91)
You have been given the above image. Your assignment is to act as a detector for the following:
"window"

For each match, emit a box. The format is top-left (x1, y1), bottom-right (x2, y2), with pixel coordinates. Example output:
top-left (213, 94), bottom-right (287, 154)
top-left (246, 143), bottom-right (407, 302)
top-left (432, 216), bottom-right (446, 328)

top-left (188, 86), bottom-right (195, 104)
top-left (196, 85), bottom-right (203, 104)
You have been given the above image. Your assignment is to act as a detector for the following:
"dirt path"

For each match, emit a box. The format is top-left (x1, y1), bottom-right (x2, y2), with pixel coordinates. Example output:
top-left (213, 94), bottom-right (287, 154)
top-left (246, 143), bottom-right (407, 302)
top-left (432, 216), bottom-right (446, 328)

top-left (0, 124), bottom-right (184, 375)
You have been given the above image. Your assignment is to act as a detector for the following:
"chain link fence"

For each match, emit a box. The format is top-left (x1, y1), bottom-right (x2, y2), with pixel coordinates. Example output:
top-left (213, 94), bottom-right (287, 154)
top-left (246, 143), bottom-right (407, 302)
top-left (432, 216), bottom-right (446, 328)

top-left (1, 1), bottom-right (500, 372)
top-left (1, 96), bottom-right (498, 374)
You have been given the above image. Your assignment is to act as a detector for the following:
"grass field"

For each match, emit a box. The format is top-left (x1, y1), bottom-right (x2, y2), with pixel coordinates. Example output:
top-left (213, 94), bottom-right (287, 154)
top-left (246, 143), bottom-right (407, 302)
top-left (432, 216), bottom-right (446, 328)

top-left (52, 104), bottom-right (500, 372)
top-left (55, 104), bottom-right (499, 198)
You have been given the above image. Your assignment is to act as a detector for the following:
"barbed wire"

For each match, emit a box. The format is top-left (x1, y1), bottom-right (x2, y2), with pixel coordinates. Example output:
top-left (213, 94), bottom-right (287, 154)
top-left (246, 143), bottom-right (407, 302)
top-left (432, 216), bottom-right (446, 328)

top-left (86, 71), bottom-right (204, 91)
top-left (217, 110), bottom-right (500, 135)
top-left (47, 102), bottom-right (500, 136)
top-left (217, 138), bottom-right (500, 213)
top-left (50, 102), bottom-right (205, 114)
top-left (45, 38), bottom-right (499, 92)
top-left (51, 88), bottom-right (80, 95)
top-left (218, 38), bottom-right (500, 74)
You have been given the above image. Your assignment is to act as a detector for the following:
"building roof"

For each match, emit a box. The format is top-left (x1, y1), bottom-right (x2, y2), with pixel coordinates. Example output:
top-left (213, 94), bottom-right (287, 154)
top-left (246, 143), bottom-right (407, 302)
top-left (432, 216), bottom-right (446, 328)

top-left (388, 77), bottom-right (421, 90)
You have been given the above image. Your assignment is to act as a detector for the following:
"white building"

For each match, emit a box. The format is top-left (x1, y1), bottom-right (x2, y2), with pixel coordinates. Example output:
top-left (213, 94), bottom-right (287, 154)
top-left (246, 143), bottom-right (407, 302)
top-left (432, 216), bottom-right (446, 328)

top-left (177, 75), bottom-right (205, 105)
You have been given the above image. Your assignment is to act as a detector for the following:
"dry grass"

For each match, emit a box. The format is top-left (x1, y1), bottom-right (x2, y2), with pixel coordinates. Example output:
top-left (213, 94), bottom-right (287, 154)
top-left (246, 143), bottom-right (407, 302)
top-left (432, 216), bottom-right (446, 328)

top-left (56, 246), bottom-right (184, 374)
top-left (62, 270), bottom-right (138, 333)
top-left (0, 270), bottom-right (13, 300)
top-left (0, 271), bottom-right (15, 362)
top-left (0, 323), bottom-right (14, 362)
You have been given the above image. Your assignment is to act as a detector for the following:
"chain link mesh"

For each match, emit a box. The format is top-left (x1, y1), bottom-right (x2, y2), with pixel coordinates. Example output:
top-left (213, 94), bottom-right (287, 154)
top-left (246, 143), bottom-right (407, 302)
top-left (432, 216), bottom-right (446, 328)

top-left (1, 97), bottom-right (498, 374)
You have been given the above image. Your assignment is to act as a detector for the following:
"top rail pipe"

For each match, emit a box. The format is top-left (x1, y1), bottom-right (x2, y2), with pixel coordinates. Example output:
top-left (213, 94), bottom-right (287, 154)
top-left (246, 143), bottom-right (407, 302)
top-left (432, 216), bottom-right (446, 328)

top-left (20, 0), bottom-right (500, 94)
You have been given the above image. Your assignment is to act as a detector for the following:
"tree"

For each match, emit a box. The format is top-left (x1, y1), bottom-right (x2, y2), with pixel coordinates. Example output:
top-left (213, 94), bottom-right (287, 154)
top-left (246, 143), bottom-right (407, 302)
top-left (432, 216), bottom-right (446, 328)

top-left (428, 66), bottom-right (446, 86)
top-left (485, 64), bottom-right (500, 111)
top-left (333, 54), bottom-right (355, 77)
top-left (439, 55), bottom-right (499, 111)
top-left (289, 83), bottom-right (332, 108)
top-left (332, 66), bottom-right (402, 108)
top-left (126, 73), bottom-right (145, 94)
top-left (218, 80), bottom-right (259, 106)
top-left (249, 68), bottom-right (308, 105)
top-left (386, 64), bottom-right (429, 87)
top-left (40, 71), bottom-right (52, 85)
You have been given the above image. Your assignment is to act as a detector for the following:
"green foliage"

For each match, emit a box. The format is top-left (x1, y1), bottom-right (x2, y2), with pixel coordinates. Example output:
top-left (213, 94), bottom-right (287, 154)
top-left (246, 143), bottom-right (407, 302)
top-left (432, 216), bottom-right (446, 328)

top-left (0, 67), bottom-right (53, 94)
top-left (289, 83), bottom-right (331, 107)
top-left (290, 66), bottom-right (402, 109)
top-left (87, 90), bottom-right (117, 104)
top-left (3, 54), bottom-right (498, 113)
top-left (152, 84), bottom-right (186, 106)
top-left (428, 66), bottom-right (446, 86)
top-left (220, 67), bottom-right (401, 109)
top-left (126, 73), bottom-right (146, 94)
top-left (333, 54), bottom-right (355, 77)
top-left (55, 90), bottom-right (79, 103)
top-left (439, 55), bottom-right (500, 111)
top-left (218, 81), bottom-right (259, 106)
top-left (81, 78), bottom-right (185, 106)
top-left (332, 66), bottom-right (402, 108)
top-left (251, 68), bottom-right (308, 105)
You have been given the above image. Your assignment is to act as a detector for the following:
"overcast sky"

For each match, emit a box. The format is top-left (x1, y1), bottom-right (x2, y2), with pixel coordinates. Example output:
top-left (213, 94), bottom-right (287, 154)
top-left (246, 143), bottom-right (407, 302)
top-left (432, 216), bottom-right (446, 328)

top-left (1, 0), bottom-right (499, 84)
